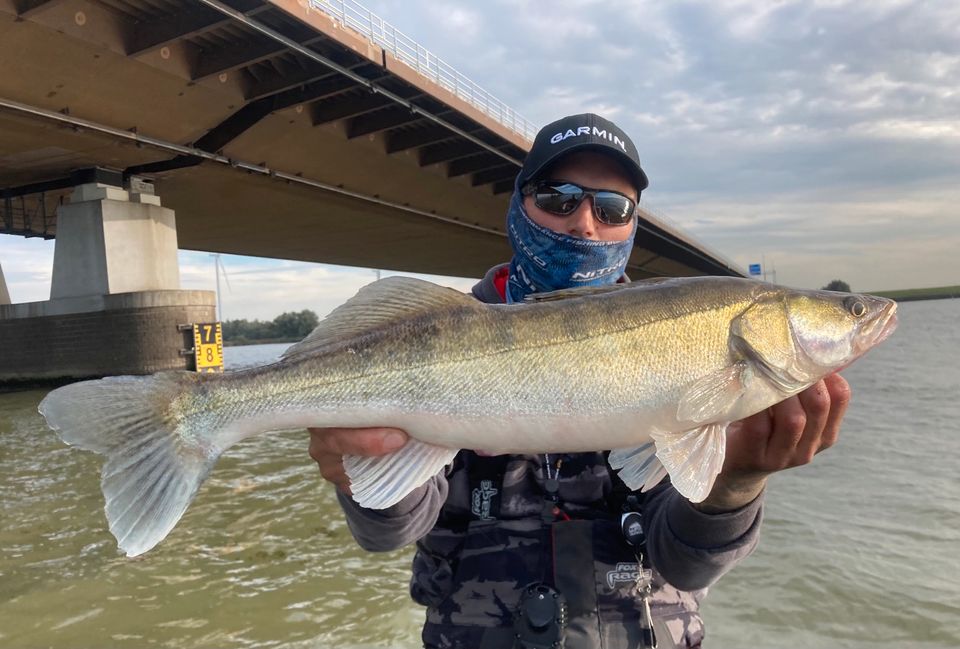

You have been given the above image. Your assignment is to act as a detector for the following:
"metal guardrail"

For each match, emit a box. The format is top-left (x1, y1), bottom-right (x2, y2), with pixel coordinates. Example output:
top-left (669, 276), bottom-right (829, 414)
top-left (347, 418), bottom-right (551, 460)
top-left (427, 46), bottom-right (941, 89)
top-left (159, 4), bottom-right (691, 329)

top-left (304, 2), bottom-right (741, 275)
top-left (1, 193), bottom-right (57, 238)
top-left (637, 200), bottom-right (746, 275)
top-left (309, 0), bottom-right (538, 142)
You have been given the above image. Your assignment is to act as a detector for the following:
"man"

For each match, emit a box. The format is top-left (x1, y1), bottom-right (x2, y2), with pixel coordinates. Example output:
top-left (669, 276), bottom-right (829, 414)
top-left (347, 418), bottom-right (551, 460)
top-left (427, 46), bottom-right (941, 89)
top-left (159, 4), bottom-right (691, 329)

top-left (310, 114), bottom-right (850, 648)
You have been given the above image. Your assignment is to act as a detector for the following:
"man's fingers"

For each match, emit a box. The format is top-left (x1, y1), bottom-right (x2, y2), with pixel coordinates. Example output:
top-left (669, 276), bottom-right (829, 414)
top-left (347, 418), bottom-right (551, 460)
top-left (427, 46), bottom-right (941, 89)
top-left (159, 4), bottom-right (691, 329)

top-left (725, 409), bottom-right (773, 470)
top-left (309, 427), bottom-right (408, 457)
top-left (764, 395), bottom-right (807, 468)
top-left (316, 453), bottom-right (351, 494)
top-left (315, 451), bottom-right (345, 480)
top-left (793, 381), bottom-right (831, 463)
top-left (308, 427), bottom-right (409, 492)
top-left (818, 374), bottom-right (851, 451)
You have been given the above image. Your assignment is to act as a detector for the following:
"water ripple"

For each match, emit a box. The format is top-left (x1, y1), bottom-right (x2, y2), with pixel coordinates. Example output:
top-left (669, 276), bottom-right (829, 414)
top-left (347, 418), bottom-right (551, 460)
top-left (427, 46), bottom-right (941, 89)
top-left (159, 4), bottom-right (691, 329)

top-left (3, 300), bottom-right (959, 648)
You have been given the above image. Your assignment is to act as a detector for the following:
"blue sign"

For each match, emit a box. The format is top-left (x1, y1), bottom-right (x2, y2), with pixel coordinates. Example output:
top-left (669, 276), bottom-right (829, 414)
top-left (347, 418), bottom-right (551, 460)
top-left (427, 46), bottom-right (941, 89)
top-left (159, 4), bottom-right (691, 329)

top-left (749, 263), bottom-right (762, 276)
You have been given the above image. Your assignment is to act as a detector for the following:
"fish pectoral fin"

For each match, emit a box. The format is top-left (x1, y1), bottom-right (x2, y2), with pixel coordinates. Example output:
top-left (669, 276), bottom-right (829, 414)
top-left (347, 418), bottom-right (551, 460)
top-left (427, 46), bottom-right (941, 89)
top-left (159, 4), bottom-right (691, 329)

top-left (609, 442), bottom-right (669, 492)
top-left (676, 362), bottom-right (749, 424)
top-left (650, 423), bottom-right (728, 503)
top-left (343, 438), bottom-right (459, 509)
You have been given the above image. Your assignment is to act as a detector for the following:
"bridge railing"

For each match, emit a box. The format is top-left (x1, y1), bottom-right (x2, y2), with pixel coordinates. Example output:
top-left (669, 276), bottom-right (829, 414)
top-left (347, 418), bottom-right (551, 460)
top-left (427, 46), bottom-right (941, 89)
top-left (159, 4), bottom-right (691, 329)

top-left (309, 0), bottom-right (538, 142)
top-left (637, 200), bottom-right (745, 276)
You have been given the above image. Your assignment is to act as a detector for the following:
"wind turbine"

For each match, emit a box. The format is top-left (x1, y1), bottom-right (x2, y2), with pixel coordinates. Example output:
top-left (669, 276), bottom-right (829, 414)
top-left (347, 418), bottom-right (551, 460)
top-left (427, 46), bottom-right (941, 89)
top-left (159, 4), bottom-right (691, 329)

top-left (210, 253), bottom-right (232, 321)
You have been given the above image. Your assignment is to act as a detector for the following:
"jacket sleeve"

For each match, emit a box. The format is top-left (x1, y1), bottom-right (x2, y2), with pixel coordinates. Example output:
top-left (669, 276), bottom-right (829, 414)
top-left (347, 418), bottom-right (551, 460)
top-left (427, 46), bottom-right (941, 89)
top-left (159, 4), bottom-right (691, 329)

top-left (642, 482), bottom-right (763, 591)
top-left (336, 474), bottom-right (450, 552)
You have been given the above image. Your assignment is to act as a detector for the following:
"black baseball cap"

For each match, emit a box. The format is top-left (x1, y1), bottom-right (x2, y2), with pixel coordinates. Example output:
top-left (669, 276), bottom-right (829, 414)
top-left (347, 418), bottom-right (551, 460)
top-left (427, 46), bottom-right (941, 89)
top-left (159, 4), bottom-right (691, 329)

top-left (517, 113), bottom-right (649, 193)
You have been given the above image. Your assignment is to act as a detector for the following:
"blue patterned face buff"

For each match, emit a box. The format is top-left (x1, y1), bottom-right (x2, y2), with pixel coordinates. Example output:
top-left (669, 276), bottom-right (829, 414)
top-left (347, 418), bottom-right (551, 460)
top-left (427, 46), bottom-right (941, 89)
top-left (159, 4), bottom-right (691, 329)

top-left (506, 188), bottom-right (637, 303)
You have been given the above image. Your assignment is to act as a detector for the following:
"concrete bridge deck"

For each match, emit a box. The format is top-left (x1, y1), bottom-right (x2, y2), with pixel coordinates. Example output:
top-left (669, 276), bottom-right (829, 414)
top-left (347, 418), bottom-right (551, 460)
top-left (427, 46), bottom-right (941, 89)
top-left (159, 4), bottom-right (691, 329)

top-left (0, 0), bottom-right (743, 280)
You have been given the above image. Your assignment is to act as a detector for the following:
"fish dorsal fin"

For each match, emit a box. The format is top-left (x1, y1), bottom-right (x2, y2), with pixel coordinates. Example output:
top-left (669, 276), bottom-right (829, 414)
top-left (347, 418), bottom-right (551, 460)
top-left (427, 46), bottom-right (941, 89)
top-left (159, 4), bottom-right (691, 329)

top-left (627, 277), bottom-right (683, 287)
top-left (523, 277), bottom-right (681, 303)
top-left (523, 283), bottom-right (633, 303)
top-left (282, 277), bottom-right (479, 361)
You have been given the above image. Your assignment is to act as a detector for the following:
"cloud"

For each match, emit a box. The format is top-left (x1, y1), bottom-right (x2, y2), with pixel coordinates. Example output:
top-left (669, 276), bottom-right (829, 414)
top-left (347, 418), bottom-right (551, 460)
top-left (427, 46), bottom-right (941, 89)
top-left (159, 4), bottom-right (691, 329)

top-left (0, 238), bottom-right (55, 303)
top-left (669, 180), bottom-right (960, 290)
top-left (4, 0), bottom-right (959, 317)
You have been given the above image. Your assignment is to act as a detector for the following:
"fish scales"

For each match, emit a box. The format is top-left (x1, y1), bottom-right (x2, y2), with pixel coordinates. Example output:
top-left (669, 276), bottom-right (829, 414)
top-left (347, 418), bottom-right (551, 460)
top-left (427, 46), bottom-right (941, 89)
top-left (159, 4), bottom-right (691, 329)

top-left (178, 281), bottom-right (742, 459)
top-left (185, 281), bottom-right (742, 434)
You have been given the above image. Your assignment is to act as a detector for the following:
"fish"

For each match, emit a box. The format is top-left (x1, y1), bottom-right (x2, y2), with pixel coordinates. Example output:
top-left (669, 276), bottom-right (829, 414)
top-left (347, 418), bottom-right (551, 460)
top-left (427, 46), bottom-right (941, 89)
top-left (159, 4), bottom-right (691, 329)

top-left (38, 276), bottom-right (897, 557)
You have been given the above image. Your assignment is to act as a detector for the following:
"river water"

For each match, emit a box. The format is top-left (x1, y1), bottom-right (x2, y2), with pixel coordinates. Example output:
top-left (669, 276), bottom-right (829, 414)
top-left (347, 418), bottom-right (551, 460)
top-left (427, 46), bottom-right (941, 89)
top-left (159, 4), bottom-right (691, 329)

top-left (1, 300), bottom-right (958, 648)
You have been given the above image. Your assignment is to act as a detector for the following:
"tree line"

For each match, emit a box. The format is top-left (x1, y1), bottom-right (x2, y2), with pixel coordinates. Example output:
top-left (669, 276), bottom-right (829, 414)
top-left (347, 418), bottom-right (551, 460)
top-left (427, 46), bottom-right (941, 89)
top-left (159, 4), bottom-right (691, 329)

top-left (222, 309), bottom-right (319, 345)
top-left (822, 280), bottom-right (851, 292)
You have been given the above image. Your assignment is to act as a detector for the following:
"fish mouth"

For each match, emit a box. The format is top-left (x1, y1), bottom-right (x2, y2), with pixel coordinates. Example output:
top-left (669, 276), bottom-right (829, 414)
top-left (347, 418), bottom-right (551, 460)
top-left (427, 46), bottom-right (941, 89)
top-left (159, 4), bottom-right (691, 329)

top-left (854, 297), bottom-right (898, 355)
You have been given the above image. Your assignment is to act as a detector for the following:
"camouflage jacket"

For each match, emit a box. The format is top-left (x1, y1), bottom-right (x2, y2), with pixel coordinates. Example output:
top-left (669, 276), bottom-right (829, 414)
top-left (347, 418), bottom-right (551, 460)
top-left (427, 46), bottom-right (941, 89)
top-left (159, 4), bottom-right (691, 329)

top-left (336, 265), bottom-right (764, 649)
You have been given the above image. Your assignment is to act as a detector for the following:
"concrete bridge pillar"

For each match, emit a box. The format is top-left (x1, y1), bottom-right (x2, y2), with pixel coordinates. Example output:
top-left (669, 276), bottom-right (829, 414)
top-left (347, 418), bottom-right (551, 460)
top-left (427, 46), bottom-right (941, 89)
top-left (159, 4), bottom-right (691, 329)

top-left (0, 180), bottom-right (216, 385)
top-left (0, 262), bottom-right (9, 305)
top-left (51, 183), bottom-right (180, 299)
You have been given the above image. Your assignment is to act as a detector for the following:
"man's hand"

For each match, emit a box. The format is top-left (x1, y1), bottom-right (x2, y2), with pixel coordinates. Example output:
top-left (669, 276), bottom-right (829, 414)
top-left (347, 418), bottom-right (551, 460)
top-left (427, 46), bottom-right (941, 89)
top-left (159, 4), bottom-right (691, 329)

top-left (695, 373), bottom-right (852, 513)
top-left (308, 427), bottom-right (409, 494)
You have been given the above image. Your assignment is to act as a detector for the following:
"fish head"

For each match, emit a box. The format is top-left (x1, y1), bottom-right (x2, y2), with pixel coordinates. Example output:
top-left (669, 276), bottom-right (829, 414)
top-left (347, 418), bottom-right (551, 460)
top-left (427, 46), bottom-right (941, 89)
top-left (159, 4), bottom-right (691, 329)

top-left (733, 288), bottom-right (898, 391)
top-left (784, 290), bottom-right (898, 371)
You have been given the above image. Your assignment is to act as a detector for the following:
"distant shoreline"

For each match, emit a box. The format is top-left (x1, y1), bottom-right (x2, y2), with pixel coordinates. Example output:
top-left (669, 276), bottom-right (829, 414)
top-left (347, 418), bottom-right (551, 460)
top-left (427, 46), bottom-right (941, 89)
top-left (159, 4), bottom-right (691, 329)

top-left (224, 338), bottom-right (298, 348)
top-left (871, 285), bottom-right (960, 302)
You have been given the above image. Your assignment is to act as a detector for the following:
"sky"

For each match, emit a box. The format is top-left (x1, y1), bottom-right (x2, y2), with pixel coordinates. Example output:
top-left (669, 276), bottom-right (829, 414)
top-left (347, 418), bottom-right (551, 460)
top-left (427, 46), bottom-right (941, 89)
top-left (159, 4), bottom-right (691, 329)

top-left (2, 0), bottom-right (958, 321)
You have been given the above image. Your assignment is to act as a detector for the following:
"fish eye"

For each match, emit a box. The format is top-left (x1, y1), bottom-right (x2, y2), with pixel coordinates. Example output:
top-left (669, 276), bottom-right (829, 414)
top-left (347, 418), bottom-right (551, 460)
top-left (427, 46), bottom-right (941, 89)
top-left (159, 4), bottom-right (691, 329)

top-left (844, 297), bottom-right (867, 317)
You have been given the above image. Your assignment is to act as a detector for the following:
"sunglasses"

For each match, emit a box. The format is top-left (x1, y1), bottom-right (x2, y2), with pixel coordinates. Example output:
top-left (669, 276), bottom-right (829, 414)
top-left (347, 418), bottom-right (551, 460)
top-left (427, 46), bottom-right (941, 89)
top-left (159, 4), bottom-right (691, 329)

top-left (522, 180), bottom-right (637, 226)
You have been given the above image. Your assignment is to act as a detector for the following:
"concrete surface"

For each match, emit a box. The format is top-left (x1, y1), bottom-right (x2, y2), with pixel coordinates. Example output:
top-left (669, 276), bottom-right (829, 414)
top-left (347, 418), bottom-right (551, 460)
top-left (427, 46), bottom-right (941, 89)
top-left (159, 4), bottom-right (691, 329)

top-left (50, 184), bottom-right (180, 299)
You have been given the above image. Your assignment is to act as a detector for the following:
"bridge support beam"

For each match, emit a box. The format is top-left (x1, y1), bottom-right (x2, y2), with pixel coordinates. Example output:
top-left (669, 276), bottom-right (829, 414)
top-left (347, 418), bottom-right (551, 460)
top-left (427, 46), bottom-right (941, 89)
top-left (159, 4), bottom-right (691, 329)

top-left (50, 183), bottom-right (180, 299)
top-left (0, 262), bottom-right (9, 305)
top-left (0, 182), bottom-right (216, 386)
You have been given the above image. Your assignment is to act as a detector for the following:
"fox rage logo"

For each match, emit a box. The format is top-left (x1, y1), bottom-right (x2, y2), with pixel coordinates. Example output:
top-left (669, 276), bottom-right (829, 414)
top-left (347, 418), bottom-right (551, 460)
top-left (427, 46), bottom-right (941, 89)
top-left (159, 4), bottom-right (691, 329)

top-left (606, 562), bottom-right (641, 589)
top-left (550, 126), bottom-right (627, 152)
top-left (471, 479), bottom-right (499, 520)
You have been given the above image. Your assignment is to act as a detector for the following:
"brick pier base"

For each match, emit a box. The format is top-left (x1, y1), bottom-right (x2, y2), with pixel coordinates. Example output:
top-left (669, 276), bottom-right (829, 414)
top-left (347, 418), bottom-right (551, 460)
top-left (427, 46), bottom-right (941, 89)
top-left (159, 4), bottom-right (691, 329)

top-left (0, 290), bottom-right (216, 384)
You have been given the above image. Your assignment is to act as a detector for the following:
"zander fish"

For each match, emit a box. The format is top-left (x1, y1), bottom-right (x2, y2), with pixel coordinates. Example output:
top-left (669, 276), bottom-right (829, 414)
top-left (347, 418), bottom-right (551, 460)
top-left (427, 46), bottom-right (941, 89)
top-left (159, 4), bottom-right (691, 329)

top-left (39, 276), bottom-right (897, 557)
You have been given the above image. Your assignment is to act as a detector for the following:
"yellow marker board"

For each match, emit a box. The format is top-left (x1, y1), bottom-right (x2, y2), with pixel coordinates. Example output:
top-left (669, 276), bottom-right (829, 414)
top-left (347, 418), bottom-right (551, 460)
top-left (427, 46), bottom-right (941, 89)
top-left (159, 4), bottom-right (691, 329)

top-left (193, 322), bottom-right (224, 373)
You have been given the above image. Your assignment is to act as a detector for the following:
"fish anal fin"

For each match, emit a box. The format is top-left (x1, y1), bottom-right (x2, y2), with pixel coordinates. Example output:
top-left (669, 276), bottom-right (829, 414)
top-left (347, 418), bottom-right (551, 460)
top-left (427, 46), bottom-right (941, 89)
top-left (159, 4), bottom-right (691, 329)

top-left (283, 277), bottom-right (480, 361)
top-left (650, 423), bottom-right (728, 503)
top-left (344, 438), bottom-right (458, 509)
top-left (677, 362), bottom-right (748, 424)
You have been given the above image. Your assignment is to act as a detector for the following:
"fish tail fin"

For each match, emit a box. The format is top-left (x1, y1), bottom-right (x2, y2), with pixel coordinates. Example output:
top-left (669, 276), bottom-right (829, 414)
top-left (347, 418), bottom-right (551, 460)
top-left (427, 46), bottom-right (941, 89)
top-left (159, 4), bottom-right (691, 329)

top-left (39, 372), bottom-right (219, 557)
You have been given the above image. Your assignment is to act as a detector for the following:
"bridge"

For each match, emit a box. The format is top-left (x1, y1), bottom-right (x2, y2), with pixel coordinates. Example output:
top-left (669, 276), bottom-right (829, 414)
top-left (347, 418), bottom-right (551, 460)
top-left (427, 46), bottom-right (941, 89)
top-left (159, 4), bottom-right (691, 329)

top-left (0, 0), bottom-right (744, 382)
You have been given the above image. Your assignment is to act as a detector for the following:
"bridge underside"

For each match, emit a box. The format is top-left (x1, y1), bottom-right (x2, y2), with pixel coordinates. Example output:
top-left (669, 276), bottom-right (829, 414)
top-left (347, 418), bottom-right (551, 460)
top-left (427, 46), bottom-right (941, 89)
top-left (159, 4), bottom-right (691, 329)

top-left (0, 0), bottom-right (741, 279)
